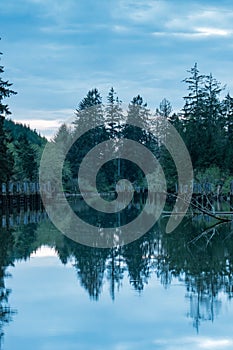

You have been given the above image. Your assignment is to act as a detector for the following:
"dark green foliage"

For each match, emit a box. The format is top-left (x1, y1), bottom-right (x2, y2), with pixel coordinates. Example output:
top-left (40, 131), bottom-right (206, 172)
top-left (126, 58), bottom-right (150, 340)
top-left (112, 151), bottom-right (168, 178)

top-left (222, 93), bottom-right (233, 173)
top-left (0, 115), bottom-right (14, 183)
top-left (0, 50), bottom-right (17, 183)
top-left (0, 47), bottom-right (46, 184)
top-left (0, 50), bottom-right (17, 116)
top-left (4, 118), bottom-right (46, 146)
top-left (13, 134), bottom-right (38, 181)
top-left (182, 63), bottom-right (226, 171)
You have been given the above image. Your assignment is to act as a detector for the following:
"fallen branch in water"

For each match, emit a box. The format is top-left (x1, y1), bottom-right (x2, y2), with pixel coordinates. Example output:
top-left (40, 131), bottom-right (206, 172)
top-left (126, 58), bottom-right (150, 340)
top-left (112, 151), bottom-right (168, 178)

top-left (168, 192), bottom-right (232, 223)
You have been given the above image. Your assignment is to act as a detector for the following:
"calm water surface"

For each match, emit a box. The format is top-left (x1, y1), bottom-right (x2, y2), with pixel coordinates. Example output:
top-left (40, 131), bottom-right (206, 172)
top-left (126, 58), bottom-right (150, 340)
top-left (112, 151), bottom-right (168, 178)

top-left (1, 199), bottom-right (233, 350)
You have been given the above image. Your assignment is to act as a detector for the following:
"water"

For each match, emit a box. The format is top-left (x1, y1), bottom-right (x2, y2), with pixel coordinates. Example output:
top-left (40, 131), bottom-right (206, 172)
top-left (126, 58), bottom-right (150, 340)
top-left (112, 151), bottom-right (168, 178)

top-left (1, 201), bottom-right (233, 350)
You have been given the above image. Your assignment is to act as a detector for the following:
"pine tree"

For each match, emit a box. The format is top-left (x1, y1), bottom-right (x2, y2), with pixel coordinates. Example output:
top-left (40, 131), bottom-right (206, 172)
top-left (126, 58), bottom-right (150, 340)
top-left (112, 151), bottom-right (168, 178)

top-left (69, 89), bottom-right (104, 182)
top-left (203, 73), bottom-right (223, 127)
top-left (0, 116), bottom-right (14, 182)
top-left (182, 63), bottom-right (206, 120)
top-left (222, 93), bottom-right (233, 173)
top-left (74, 88), bottom-right (104, 133)
top-left (0, 48), bottom-right (17, 183)
top-left (102, 88), bottom-right (125, 186)
top-left (182, 64), bottom-right (205, 168)
top-left (122, 95), bottom-right (150, 184)
top-left (158, 98), bottom-right (172, 119)
top-left (13, 134), bottom-right (38, 181)
top-left (124, 95), bottom-right (149, 143)
top-left (105, 87), bottom-right (123, 139)
top-left (201, 73), bottom-right (224, 167)
top-left (53, 124), bottom-right (72, 186)
top-left (154, 99), bottom-right (178, 191)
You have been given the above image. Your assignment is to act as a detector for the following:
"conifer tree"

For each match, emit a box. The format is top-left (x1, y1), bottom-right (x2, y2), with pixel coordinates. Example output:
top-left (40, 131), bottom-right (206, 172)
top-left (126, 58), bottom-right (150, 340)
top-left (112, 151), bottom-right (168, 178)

top-left (222, 93), bottom-right (233, 172)
top-left (13, 134), bottom-right (38, 181)
top-left (105, 87), bottom-right (123, 139)
top-left (69, 89), bottom-right (104, 181)
top-left (0, 48), bottom-right (17, 183)
top-left (103, 87), bottom-right (124, 186)
top-left (123, 95), bottom-right (150, 183)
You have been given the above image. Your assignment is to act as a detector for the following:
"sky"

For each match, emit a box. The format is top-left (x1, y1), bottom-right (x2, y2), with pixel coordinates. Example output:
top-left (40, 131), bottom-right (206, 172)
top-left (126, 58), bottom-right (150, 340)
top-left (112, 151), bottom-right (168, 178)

top-left (1, 0), bottom-right (233, 138)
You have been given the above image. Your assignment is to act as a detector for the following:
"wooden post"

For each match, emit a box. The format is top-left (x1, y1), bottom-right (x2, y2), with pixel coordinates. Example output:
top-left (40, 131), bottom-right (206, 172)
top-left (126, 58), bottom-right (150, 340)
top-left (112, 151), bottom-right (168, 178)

top-left (230, 180), bottom-right (233, 204)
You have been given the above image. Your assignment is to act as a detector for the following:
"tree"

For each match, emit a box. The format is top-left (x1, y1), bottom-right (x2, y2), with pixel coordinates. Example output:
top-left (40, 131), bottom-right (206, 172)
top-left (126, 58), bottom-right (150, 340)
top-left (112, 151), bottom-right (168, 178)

top-left (158, 98), bottom-right (172, 119)
top-left (53, 124), bottom-right (72, 189)
top-left (13, 134), bottom-right (38, 181)
top-left (105, 87), bottom-right (123, 139)
top-left (182, 63), bottom-right (206, 120)
top-left (200, 73), bottom-right (224, 167)
top-left (73, 88), bottom-right (104, 134)
top-left (68, 89), bottom-right (105, 186)
top-left (182, 64), bottom-right (224, 169)
top-left (0, 48), bottom-right (17, 183)
top-left (104, 87), bottom-right (124, 187)
top-left (221, 93), bottom-right (233, 173)
top-left (122, 95), bottom-right (150, 183)
top-left (0, 51), bottom-right (17, 116)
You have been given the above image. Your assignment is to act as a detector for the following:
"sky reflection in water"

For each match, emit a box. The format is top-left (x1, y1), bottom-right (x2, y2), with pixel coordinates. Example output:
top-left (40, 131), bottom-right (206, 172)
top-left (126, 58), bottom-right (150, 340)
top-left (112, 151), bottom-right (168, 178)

top-left (1, 202), bottom-right (233, 349)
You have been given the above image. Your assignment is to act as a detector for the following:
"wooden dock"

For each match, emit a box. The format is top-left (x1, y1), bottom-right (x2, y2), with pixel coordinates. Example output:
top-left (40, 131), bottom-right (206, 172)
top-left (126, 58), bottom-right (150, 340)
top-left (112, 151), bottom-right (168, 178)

top-left (0, 181), bottom-right (43, 211)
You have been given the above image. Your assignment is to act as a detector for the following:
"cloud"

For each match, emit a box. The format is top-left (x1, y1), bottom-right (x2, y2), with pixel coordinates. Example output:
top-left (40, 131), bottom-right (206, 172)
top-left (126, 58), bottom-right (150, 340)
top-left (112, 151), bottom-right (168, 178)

top-left (2, 0), bottom-right (233, 139)
top-left (195, 27), bottom-right (232, 37)
top-left (10, 108), bottom-right (74, 139)
top-left (115, 0), bottom-right (169, 23)
top-left (114, 1), bottom-right (233, 39)
top-left (164, 5), bottom-right (233, 37)
top-left (152, 28), bottom-right (232, 39)
top-left (153, 337), bottom-right (233, 350)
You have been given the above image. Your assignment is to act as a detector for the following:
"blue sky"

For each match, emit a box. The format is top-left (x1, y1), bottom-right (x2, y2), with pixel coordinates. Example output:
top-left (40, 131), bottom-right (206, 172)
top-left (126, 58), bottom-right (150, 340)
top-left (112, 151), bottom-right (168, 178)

top-left (1, 0), bottom-right (233, 138)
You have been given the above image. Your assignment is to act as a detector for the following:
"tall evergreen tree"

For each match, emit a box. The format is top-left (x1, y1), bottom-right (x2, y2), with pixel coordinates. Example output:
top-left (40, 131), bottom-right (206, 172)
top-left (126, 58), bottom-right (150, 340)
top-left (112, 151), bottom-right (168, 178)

top-left (154, 99), bottom-right (178, 191)
top-left (124, 95), bottom-right (149, 143)
top-left (73, 88), bottom-right (104, 132)
top-left (158, 98), bottom-right (172, 119)
top-left (182, 64), bottom-right (224, 169)
top-left (222, 93), bottom-right (233, 173)
top-left (201, 73), bottom-right (224, 167)
top-left (68, 89), bottom-right (104, 182)
top-left (105, 87), bottom-right (123, 139)
top-left (182, 63), bottom-right (206, 120)
top-left (53, 124), bottom-right (72, 186)
top-left (122, 95), bottom-right (150, 183)
top-left (103, 88), bottom-right (124, 186)
top-left (0, 48), bottom-right (17, 183)
top-left (181, 64), bottom-right (206, 168)
top-left (13, 134), bottom-right (38, 181)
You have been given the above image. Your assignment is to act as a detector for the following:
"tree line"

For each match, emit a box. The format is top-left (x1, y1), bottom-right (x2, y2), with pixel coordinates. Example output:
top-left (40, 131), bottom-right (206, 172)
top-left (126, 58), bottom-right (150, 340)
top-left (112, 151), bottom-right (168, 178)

top-left (53, 64), bottom-right (233, 192)
top-left (1, 44), bottom-right (233, 191)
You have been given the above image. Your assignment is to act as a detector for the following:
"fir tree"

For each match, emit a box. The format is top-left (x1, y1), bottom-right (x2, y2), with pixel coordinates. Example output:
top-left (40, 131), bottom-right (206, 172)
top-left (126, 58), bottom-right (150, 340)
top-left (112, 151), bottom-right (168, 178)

top-left (69, 89), bottom-right (104, 181)
top-left (0, 48), bottom-right (17, 183)
top-left (13, 134), bottom-right (38, 181)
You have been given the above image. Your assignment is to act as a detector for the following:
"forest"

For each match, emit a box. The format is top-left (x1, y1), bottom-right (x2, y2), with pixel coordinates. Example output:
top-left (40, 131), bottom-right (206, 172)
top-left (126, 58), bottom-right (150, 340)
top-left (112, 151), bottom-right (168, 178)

top-left (1, 46), bottom-right (233, 194)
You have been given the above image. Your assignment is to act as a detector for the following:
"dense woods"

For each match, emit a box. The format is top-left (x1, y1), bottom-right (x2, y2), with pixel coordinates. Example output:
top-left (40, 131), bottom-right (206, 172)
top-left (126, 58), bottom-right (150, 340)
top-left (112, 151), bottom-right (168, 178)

top-left (55, 63), bottom-right (233, 193)
top-left (1, 45), bottom-right (233, 193)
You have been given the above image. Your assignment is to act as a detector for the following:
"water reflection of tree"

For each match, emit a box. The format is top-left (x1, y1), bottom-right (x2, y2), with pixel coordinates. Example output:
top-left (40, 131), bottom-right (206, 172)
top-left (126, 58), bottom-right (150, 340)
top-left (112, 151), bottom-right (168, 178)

top-left (106, 248), bottom-right (126, 301)
top-left (3, 210), bottom-right (233, 331)
top-left (160, 217), bottom-right (233, 331)
top-left (0, 227), bottom-right (17, 348)
top-left (66, 239), bottom-right (109, 300)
